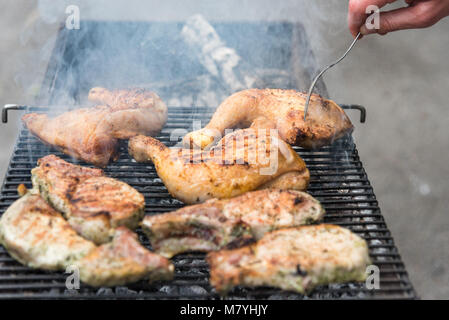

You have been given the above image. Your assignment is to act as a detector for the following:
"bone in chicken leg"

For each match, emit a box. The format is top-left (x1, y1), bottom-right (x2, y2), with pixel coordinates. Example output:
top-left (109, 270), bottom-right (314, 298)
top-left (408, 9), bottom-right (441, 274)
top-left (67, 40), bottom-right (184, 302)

top-left (129, 128), bottom-right (310, 204)
top-left (183, 88), bottom-right (353, 150)
top-left (22, 87), bottom-right (167, 167)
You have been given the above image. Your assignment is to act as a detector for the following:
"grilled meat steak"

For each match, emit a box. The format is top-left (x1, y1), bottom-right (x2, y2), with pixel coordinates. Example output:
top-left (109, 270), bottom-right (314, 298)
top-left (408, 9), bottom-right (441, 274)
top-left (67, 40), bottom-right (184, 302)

top-left (207, 224), bottom-right (371, 295)
top-left (183, 89), bottom-right (353, 150)
top-left (0, 194), bottom-right (174, 286)
top-left (31, 155), bottom-right (145, 244)
top-left (22, 87), bottom-right (167, 167)
top-left (0, 194), bottom-right (95, 270)
top-left (142, 189), bottom-right (324, 258)
top-left (77, 227), bottom-right (174, 287)
top-left (129, 128), bottom-right (310, 204)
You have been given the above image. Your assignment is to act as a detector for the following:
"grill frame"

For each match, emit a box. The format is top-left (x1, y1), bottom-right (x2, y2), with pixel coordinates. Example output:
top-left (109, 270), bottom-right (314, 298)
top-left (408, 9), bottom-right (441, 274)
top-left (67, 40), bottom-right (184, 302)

top-left (0, 106), bottom-right (417, 300)
top-left (0, 20), bottom-right (417, 300)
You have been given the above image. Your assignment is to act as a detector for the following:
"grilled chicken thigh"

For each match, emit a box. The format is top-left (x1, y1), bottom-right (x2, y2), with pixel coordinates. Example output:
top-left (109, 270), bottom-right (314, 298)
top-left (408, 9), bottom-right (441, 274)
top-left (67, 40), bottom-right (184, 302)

top-left (183, 89), bottom-right (353, 150)
top-left (0, 194), bottom-right (95, 270)
top-left (31, 155), bottom-right (145, 244)
top-left (142, 189), bottom-right (324, 258)
top-left (77, 227), bottom-right (174, 287)
top-left (207, 225), bottom-right (371, 295)
top-left (207, 224), bottom-right (371, 294)
top-left (129, 128), bottom-right (310, 204)
top-left (22, 87), bottom-right (167, 167)
top-left (0, 194), bottom-right (174, 286)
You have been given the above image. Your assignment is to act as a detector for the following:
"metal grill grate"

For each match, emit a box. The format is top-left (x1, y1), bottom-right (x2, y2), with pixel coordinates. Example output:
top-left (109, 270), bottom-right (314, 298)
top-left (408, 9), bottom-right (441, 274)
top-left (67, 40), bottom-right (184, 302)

top-left (0, 106), bottom-right (417, 299)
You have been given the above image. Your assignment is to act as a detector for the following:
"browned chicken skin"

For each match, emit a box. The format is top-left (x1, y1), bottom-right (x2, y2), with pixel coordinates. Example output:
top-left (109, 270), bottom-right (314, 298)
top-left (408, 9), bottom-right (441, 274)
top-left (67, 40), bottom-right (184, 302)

top-left (183, 88), bottom-right (353, 150)
top-left (88, 87), bottom-right (168, 139)
top-left (31, 155), bottom-right (145, 244)
top-left (129, 128), bottom-right (310, 204)
top-left (22, 87), bottom-right (167, 167)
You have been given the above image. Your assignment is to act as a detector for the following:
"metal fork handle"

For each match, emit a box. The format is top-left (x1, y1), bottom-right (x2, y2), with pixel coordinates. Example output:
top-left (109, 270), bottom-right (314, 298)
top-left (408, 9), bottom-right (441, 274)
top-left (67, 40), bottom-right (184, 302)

top-left (304, 32), bottom-right (362, 121)
top-left (2, 104), bottom-right (26, 123)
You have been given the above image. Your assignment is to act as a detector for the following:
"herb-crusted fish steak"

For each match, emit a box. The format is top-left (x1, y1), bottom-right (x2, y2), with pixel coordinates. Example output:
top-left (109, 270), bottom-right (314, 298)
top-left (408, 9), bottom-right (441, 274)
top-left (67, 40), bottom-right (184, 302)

top-left (207, 225), bottom-right (371, 295)
top-left (77, 227), bottom-right (174, 287)
top-left (0, 194), bottom-right (95, 270)
top-left (142, 189), bottom-right (324, 258)
top-left (31, 155), bottom-right (145, 244)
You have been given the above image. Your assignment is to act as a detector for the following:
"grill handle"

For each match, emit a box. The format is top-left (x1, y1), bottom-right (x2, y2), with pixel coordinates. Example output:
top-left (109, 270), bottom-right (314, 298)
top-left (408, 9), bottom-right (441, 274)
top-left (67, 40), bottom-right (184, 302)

top-left (341, 104), bottom-right (366, 123)
top-left (2, 104), bottom-right (26, 123)
top-left (1, 104), bottom-right (366, 124)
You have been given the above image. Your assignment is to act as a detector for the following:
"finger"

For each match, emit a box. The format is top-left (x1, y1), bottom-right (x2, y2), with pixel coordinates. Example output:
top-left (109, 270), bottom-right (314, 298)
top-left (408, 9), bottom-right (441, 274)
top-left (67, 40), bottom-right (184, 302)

top-left (405, 0), bottom-right (424, 6)
top-left (359, 4), bottom-right (436, 35)
top-left (348, 0), bottom-right (398, 37)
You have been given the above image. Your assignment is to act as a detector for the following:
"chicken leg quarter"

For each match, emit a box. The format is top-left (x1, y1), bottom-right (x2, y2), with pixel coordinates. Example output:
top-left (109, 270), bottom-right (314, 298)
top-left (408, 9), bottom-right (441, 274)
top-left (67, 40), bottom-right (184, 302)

top-left (22, 87), bottom-right (167, 167)
top-left (129, 128), bottom-right (310, 204)
top-left (183, 88), bottom-right (353, 150)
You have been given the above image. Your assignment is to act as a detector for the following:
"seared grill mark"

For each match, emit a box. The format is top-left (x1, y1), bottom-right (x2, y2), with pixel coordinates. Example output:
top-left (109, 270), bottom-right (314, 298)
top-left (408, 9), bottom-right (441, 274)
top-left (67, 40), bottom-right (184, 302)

top-left (296, 264), bottom-right (308, 276)
top-left (225, 237), bottom-right (256, 250)
top-left (165, 227), bottom-right (219, 244)
top-left (89, 210), bottom-right (111, 218)
top-left (294, 128), bottom-right (307, 143)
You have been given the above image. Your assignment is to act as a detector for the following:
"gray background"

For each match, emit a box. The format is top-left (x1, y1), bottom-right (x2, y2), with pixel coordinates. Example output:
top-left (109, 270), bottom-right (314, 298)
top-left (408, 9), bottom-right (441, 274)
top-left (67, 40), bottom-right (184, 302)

top-left (1, 0), bottom-right (448, 299)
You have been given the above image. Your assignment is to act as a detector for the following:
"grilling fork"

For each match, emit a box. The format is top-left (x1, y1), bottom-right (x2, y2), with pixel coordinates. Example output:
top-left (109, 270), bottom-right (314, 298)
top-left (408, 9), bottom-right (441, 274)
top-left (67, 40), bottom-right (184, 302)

top-left (304, 32), bottom-right (362, 121)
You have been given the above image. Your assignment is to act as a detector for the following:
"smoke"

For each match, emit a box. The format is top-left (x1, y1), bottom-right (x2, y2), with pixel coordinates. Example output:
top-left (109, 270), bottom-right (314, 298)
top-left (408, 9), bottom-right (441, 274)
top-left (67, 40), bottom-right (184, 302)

top-left (38, 0), bottom-right (346, 24)
top-left (10, 0), bottom-right (352, 110)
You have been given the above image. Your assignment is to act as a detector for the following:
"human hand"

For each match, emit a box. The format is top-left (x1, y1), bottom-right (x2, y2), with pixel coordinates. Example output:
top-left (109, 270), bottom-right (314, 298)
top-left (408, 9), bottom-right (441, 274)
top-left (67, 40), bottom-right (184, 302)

top-left (348, 0), bottom-right (449, 37)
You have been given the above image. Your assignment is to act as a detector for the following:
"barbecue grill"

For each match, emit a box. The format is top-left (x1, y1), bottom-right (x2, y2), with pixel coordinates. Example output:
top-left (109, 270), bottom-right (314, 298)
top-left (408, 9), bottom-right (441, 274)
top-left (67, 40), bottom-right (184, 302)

top-left (0, 20), bottom-right (417, 299)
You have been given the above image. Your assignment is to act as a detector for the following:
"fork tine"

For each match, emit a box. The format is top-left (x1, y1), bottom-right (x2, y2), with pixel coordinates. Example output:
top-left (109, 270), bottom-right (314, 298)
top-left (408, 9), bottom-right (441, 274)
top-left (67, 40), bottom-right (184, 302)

top-left (304, 32), bottom-right (362, 121)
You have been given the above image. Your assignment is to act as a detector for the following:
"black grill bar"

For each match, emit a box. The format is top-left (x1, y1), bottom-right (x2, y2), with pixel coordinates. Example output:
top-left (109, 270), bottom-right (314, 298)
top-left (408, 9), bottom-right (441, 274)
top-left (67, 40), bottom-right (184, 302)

top-left (0, 106), bottom-right (417, 300)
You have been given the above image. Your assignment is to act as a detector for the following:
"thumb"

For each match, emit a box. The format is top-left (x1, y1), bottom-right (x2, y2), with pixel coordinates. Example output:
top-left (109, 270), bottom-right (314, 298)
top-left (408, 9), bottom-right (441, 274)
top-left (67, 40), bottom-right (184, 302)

top-left (360, 5), bottom-right (425, 35)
